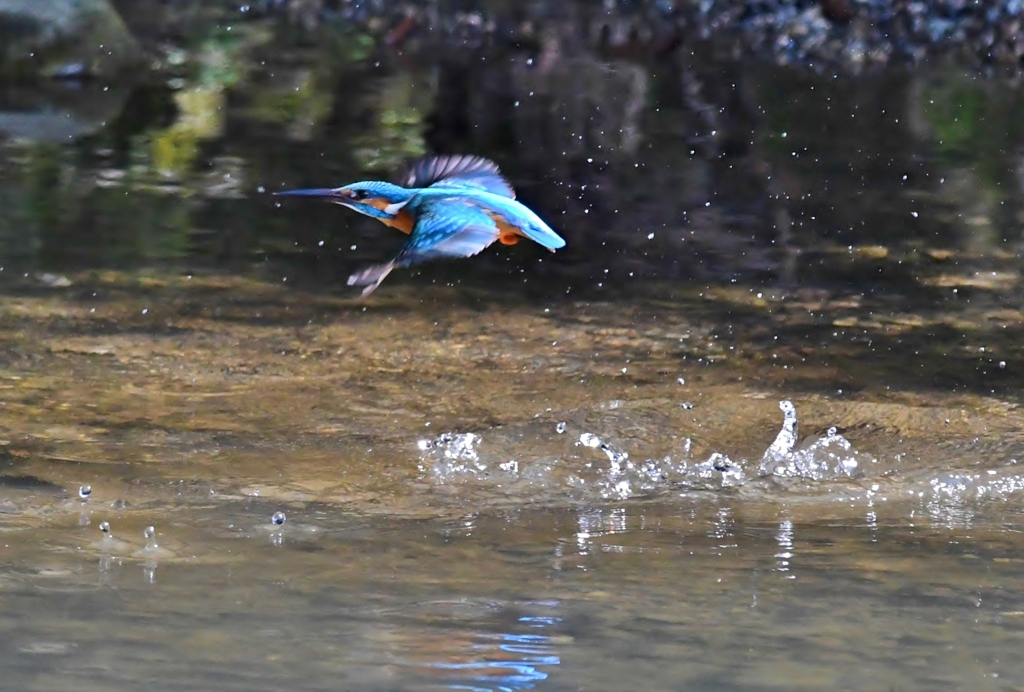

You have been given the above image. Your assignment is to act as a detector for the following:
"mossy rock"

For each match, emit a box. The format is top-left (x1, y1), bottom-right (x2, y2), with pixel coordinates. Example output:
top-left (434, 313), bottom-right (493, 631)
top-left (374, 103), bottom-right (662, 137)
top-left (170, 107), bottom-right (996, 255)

top-left (0, 0), bottom-right (142, 79)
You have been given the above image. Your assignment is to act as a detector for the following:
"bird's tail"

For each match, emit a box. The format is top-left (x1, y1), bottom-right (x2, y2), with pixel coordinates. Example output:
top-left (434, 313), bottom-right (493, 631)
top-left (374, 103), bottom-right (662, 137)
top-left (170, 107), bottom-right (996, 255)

top-left (347, 260), bottom-right (396, 298)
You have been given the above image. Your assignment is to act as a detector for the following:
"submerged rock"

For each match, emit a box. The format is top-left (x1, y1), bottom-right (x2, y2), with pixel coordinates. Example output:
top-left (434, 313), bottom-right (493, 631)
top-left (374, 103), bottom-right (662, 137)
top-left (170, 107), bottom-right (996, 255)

top-left (0, 83), bottom-right (131, 141)
top-left (0, 0), bottom-right (141, 79)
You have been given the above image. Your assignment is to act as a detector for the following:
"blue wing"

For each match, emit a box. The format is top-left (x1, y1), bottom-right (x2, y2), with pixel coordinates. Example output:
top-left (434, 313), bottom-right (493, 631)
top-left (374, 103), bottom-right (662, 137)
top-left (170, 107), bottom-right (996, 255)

top-left (399, 155), bottom-right (516, 199)
top-left (348, 193), bottom-right (565, 298)
top-left (467, 194), bottom-right (566, 251)
top-left (396, 200), bottom-right (500, 266)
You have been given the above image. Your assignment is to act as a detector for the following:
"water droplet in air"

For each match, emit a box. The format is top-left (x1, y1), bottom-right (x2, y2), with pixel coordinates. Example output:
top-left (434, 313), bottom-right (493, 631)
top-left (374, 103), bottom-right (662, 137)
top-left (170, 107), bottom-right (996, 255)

top-left (827, 426), bottom-right (837, 438)
top-left (99, 521), bottom-right (110, 534)
top-left (144, 526), bottom-right (158, 550)
top-left (78, 484), bottom-right (92, 499)
top-left (1000, 361), bottom-right (1007, 369)
top-left (556, 422), bottom-right (567, 434)
top-left (677, 377), bottom-right (685, 386)
top-left (271, 511), bottom-right (286, 526)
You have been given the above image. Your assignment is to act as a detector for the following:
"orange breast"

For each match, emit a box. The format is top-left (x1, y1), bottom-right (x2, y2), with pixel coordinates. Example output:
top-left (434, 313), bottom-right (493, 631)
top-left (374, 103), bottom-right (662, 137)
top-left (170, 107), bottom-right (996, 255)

top-left (380, 208), bottom-right (415, 234)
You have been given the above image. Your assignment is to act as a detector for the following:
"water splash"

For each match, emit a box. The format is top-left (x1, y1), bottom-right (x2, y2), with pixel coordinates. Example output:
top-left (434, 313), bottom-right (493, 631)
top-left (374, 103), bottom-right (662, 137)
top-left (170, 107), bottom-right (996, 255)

top-left (576, 432), bottom-right (644, 499)
top-left (271, 511), bottom-right (286, 525)
top-left (572, 432), bottom-right (748, 499)
top-left (416, 423), bottom-right (757, 501)
top-left (759, 401), bottom-right (874, 480)
top-left (763, 400), bottom-right (798, 465)
top-left (895, 466), bottom-right (1024, 528)
top-left (143, 526), bottom-right (158, 552)
top-left (684, 453), bottom-right (746, 488)
top-left (418, 432), bottom-right (487, 481)
top-left (577, 432), bottom-right (629, 469)
top-left (77, 484), bottom-right (92, 526)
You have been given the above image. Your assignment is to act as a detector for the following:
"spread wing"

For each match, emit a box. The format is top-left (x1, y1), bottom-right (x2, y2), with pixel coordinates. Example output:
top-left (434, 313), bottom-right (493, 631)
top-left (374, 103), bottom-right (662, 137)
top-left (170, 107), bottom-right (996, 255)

top-left (396, 200), bottom-right (501, 266)
top-left (399, 155), bottom-right (516, 199)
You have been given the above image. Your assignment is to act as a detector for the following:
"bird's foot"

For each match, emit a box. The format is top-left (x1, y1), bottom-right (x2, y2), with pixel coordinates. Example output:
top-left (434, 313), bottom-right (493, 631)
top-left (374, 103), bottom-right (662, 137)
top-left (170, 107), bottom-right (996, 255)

top-left (347, 261), bottom-right (396, 298)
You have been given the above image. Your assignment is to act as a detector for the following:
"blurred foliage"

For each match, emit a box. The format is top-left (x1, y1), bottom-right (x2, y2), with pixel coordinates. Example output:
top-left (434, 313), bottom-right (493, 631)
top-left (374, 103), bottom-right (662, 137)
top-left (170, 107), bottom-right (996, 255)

top-left (918, 73), bottom-right (1024, 250)
top-left (85, 187), bottom-right (192, 265)
top-left (196, 31), bottom-right (246, 89)
top-left (352, 73), bottom-right (429, 173)
top-left (0, 139), bottom-right (193, 270)
top-left (25, 143), bottom-right (73, 233)
top-left (323, 29), bottom-right (375, 64)
top-left (145, 24), bottom-right (277, 176)
top-left (246, 68), bottom-right (333, 141)
top-left (920, 74), bottom-right (1024, 185)
top-left (151, 87), bottom-right (225, 176)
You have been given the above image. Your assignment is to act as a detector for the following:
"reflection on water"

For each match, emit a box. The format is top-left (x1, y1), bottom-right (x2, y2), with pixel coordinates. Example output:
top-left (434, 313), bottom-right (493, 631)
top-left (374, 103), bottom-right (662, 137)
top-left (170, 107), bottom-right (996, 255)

top-left (419, 601), bottom-right (562, 691)
top-left (3, 3), bottom-right (1024, 691)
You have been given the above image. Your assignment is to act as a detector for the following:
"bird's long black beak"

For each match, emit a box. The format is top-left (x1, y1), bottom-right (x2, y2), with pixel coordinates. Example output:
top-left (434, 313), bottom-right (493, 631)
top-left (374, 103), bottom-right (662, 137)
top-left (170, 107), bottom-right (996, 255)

top-left (273, 188), bottom-right (339, 200)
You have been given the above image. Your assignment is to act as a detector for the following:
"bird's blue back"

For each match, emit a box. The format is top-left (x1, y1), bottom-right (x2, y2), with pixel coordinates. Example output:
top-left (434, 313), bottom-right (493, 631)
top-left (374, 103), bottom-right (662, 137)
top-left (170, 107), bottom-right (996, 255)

top-left (407, 187), bottom-right (565, 251)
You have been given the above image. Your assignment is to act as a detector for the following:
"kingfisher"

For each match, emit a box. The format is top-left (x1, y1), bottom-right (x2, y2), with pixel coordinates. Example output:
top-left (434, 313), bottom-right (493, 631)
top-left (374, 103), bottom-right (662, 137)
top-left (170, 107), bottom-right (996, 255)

top-left (275, 155), bottom-right (566, 297)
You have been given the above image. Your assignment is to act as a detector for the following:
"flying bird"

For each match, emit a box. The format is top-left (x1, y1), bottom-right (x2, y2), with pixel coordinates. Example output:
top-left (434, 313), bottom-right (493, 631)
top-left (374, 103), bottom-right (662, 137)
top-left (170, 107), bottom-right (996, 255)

top-left (275, 155), bottom-right (566, 297)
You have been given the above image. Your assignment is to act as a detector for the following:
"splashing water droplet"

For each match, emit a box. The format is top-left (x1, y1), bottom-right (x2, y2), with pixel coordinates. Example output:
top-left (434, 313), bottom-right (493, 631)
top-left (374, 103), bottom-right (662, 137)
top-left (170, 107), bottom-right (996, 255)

top-left (143, 526), bottom-right (158, 550)
top-left (99, 521), bottom-right (110, 534)
top-left (677, 377), bottom-right (685, 386)
top-left (763, 400), bottom-right (799, 470)
top-left (758, 401), bottom-right (873, 480)
top-left (271, 511), bottom-right (286, 526)
top-left (418, 432), bottom-right (487, 481)
top-left (78, 484), bottom-right (92, 499)
top-left (556, 422), bottom-right (567, 434)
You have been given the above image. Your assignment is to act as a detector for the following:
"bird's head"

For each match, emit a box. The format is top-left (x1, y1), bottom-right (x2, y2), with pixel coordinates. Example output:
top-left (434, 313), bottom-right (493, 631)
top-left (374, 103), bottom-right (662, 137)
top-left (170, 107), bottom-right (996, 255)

top-left (275, 180), bottom-right (413, 219)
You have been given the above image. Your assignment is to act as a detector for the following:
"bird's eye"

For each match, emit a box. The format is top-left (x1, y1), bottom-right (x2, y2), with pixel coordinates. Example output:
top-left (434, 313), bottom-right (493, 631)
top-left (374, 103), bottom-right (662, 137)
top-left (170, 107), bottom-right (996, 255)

top-left (350, 189), bottom-right (369, 200)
